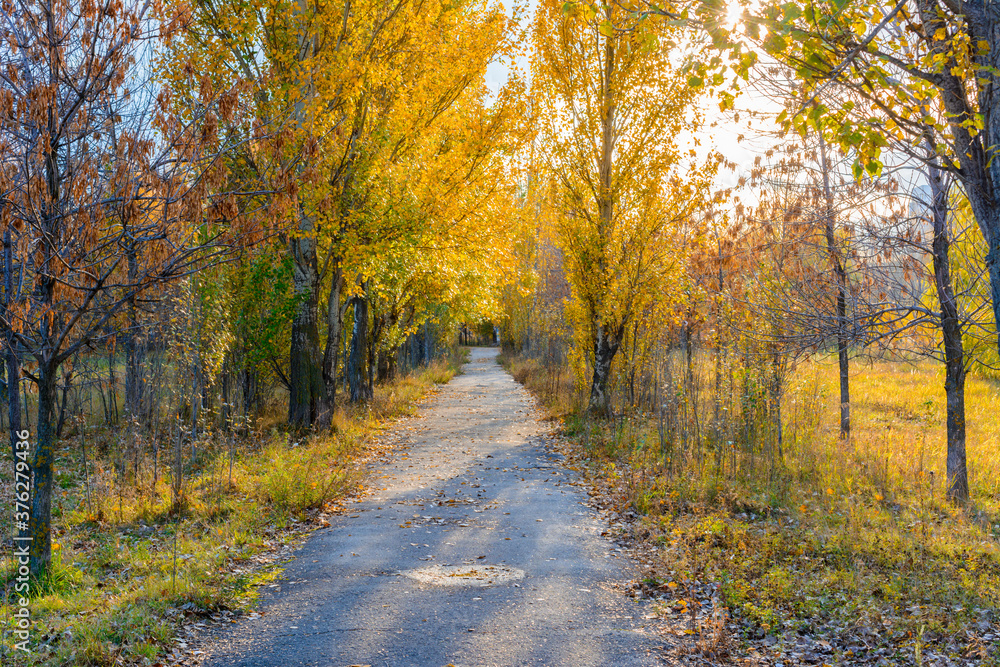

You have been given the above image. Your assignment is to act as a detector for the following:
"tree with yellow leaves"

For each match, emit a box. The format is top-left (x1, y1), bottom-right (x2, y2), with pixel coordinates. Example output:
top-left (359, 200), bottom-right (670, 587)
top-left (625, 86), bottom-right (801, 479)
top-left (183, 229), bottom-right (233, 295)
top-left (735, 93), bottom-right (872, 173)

top-left (163, 0), bottom-right (525, 419)
top-left (330, 35), bottom-right (527, 403)
top-left (531, 0), bottom-right (713, 416)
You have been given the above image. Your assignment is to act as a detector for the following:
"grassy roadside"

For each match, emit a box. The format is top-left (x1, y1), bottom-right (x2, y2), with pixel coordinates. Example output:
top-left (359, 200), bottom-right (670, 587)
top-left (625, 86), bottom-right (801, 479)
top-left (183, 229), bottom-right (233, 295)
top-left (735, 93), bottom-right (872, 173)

top-left (0, 349), bottom-right (466, 666)
top-left (500, 351), bottom-right (1000, 666)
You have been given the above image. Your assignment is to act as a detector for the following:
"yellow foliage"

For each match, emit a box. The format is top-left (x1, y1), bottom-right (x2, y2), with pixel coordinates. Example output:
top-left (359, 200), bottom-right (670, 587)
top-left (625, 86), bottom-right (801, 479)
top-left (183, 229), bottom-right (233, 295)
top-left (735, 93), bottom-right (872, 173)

top-left (530, 0), bottom-right (716, 406)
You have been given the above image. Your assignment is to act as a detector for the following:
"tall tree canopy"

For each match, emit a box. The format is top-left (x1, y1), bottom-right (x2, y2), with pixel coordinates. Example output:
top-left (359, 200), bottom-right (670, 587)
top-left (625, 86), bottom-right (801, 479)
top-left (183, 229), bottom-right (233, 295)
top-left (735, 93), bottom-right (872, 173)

top-left (531, 0), bottom-right (714, 415)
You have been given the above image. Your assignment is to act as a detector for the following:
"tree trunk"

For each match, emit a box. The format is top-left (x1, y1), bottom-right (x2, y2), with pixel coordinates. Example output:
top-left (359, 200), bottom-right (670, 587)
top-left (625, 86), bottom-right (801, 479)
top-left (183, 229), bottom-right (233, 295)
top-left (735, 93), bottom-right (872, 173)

top-left (367, 341), bottom-right (376, 395)
top-left (286, 0), bottom-right (329, 426)
top-left (365, 313), bottom-right (385, 396)
top-left (986, 231), bottom-right (1000, 358)
top-left (242, 340), bottom-right (261, 419)
top-left (29, 361), bottom-right (58, 575)
top-left (24, 0), bottom-right (64, 576)
top-left (926, 145), bottom-right (968, 503)
top-left (221, 357), bottom-right (231, 430)
top-left (322, 263), bottom-right (345, 411)
top-left (423, 321), bottom-right (433, 363)
top-left (588, 323), bottom-right (618, 417)
top-left (124, 332), bottom-right (144, 419)
top-left (683, 318), bottom-right (694, 394)
top-left (818, 131), bottom-right (851, 439)
top-left (124, 248), bottom-right (144, 420)
top-left (55, 367), bottom-right (72, 438)
top-left (903, 0), bottom-right (999, 358)
top-left (377, 349), bottom-right (397, 382)
top-left (367, 309), bottom-right (391, 391)
top-left (287, 227), bottom-right (327, 425)
top-left (770, 350), bottom-right (784, 461)
top-left (943, 329), bottom-right (968, 503)
top-left (347, 288), bottom-right (372, 403)
top-left (713, 237), bottom-right (726, 437)
top-left (4, 228), bottom-right (21, 463)
top-left (836, 333), bottom-right (850, 437)
top-left (409, 333), bottom-right (420, 367)
top-left (107, 342), bottom-right (119, 425)
top-left (585, 18), bottom-right (622, 419)
top-left (980, 19), bottom-right (1000, 358)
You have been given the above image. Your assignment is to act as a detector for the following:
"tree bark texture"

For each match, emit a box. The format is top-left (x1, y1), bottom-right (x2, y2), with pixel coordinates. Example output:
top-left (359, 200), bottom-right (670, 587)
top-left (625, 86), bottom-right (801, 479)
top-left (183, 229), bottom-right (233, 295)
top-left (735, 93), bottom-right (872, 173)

top-left (287, 227), bottom-right (327, 426)
top-left (588, 323), bottom-right (619, 418)
top-left (322, 263), bottom-right (346, 411)
top-left (4, 228), bottom-right (21, 463)
top-left (29, 363), bottom-right (57, 575)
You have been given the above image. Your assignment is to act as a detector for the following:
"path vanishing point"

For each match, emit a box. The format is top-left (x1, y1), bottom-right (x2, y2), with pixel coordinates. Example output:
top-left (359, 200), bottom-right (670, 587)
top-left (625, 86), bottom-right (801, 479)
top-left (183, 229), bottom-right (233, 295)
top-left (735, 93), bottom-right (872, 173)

top-left (201, 347), bottom-right (666, 666)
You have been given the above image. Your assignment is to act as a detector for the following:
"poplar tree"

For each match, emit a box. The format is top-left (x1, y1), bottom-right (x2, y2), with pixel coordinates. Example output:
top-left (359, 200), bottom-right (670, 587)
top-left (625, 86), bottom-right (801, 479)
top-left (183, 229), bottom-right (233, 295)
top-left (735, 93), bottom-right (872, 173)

top-left (531, 0), bottom-right (712, 416)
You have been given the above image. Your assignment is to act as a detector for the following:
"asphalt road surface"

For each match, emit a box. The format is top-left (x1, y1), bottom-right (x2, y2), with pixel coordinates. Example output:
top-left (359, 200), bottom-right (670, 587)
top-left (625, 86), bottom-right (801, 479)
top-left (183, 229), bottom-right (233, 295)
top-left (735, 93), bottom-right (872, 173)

top-left (201, 347), bottom-right (666, 667)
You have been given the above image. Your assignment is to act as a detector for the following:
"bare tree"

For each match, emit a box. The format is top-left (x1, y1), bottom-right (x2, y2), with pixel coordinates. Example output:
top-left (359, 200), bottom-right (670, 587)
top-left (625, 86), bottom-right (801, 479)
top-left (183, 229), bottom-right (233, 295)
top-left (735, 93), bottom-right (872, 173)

top-left (857, 155), bottom-right (992, 503)
top-left (744, 132), bottom-right (989, 503)
top-left (0, 0), bottom-right (243, 574)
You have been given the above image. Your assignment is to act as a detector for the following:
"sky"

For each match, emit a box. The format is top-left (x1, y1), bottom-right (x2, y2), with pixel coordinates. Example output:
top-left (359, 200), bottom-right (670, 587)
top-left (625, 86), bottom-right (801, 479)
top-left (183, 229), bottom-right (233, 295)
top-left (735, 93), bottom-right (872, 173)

top-left (481, 0), bottom-right (780, 196)
top-left (481, 8), bottom-right (929, 212)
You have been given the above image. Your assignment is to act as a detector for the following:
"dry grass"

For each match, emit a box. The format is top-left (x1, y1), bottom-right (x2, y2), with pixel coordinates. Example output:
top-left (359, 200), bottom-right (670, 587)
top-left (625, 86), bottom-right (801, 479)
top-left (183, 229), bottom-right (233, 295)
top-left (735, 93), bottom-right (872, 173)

top-left (506, 350), bottom-right (1000, 665)
top-left (500, 353), bottom-right (579, 419)
top-left (802, 357), bottom-right (1000, 503)
top-left (0, 350), bottom-right (465, 666)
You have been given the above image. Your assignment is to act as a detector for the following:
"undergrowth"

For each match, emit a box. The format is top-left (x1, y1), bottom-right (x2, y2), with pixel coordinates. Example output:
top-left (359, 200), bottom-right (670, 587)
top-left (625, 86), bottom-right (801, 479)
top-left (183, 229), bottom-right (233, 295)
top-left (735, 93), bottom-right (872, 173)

top-left (0, 351), bottom-right (465, 666)
top-left (502, 350), bottom-right (1000, 665)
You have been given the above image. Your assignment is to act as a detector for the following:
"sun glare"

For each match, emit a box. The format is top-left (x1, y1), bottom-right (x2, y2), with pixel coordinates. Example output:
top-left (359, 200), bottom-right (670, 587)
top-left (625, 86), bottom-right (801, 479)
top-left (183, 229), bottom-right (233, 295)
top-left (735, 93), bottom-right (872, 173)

top-left (725, 0), bottom-right (743, 30)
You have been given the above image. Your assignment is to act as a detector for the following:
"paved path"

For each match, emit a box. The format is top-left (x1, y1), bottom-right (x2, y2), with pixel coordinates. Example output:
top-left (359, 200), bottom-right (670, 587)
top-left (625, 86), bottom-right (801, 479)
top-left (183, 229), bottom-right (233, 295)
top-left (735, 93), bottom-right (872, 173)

top-left (202, 348), bottom-right (666, 666)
